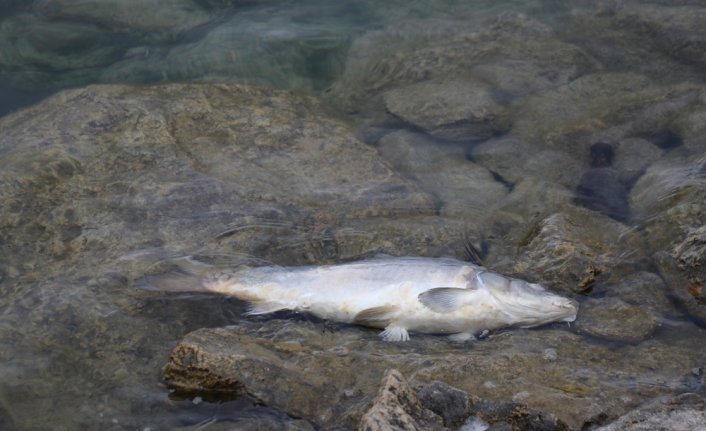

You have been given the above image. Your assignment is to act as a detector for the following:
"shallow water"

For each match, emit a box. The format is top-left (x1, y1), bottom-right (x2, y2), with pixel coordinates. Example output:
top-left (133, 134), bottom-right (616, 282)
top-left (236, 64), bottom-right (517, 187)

top-left (1, 1), bottom-right (706, 430)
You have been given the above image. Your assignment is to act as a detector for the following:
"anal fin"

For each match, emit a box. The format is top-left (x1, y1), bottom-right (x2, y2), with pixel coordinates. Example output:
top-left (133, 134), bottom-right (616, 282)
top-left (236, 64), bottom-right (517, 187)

top-left (245, 301), bottom-right (288, 316)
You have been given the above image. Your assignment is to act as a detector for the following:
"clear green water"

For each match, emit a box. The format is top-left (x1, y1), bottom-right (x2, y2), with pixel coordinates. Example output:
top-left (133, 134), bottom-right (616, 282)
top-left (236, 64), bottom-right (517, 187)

top-left (1, 1), bottom-right (706, 430)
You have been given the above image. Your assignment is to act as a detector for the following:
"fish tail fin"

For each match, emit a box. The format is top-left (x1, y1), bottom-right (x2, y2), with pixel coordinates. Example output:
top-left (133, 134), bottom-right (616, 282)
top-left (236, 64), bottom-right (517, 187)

top-left (139, 271), bottom-right (209, 293)
top-left (138, 256), bottom-right (215, 293)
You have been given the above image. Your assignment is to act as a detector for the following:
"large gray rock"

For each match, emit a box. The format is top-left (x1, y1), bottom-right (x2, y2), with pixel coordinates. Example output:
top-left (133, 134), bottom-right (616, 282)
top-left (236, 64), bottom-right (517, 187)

top-left (0, 82), bottom-right (458, 430)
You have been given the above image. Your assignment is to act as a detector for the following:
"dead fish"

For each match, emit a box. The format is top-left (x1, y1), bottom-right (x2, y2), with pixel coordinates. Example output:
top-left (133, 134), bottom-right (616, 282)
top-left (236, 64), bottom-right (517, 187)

top-left (146, 256), bottom-right (578, 342)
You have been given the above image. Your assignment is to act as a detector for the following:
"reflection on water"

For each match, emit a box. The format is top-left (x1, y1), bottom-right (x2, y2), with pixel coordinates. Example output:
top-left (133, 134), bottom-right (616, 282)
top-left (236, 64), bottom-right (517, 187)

top-left (1, 0), bottom-right (706, 430)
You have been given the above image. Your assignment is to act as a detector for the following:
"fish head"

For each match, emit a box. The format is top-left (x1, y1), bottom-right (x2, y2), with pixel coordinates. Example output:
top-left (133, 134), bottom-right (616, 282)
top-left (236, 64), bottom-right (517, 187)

top-left (476, 272), bottom-right (578, 327)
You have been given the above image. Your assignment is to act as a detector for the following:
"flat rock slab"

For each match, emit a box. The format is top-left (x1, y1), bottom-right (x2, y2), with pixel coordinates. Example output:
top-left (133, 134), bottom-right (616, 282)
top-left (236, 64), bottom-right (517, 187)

top-left (0, 82), bottom-right (442, 277)
top-left (162, 320), bottom-right (706, 430)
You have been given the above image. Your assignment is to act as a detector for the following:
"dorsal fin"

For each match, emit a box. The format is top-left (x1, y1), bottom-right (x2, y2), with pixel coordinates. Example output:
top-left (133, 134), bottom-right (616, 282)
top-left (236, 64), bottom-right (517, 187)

top-left (418, 287), bottom-right (473, 313)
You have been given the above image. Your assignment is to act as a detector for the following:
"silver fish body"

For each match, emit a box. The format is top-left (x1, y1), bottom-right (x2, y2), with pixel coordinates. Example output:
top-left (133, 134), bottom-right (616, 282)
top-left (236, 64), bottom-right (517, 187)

top-left (198, 256), bottom-right (578, 342)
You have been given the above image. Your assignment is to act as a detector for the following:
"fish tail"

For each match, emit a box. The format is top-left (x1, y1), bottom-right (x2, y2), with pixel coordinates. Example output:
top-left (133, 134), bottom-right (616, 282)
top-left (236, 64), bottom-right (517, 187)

top-left (138, 256), bottom-right (216, 293)
top-left (139, 271), bottom-right (209, 293)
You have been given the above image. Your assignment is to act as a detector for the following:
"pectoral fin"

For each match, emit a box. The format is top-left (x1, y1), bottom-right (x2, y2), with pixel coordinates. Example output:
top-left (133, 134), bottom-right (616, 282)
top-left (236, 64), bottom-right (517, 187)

top-left (418, 287), bottom-right (473, 313)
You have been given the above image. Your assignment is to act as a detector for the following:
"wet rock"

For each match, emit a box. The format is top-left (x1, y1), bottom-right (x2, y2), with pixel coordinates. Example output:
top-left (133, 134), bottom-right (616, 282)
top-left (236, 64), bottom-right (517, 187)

top-left (574, 142), bottom-right (631, 222)
top-left (600, 271), bottom-right (681, 321)
top-left (575, 297), bottom-right (658, 343)
top-left (673, 225), bottom-right (706, 284)
top-left (630, 155), bottom-right (706, 258)
top-left (33, 0), bottom-right (212, 43)
top-left (469, 138), bottom-right (582, 189)
top-left (575, 167), bottom-right (630, 223)
top-left (596, 393), bottom-right (706, 431)
top-left (382, 79), bottom-right (511, 142)
top-left (468, 398), bottom-right (570, 431)
top-left (329, 12), bottom-right (597, 117)
top-left (511, 207), bottom-right (645, 294)
top-left (359, 369), bottom-right (445, 431)
top-left (655, 252), bottom-right (706, 326)
top-left (376, 130), bottom-right (508, 220)
top-left (612, 138), bottom-right (664, 185)
top-left (416, 380), bottom-right (470, 428)
top-left (163, 320), bottom-right (706, 430)
top-left (479, 177), bottom-right (574, 269)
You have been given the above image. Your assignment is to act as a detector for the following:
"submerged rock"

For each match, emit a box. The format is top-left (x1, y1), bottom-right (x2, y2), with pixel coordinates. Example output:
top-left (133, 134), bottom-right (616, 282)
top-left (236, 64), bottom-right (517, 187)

top-left (33, 0), bottom-right (212, 43)
top-left (375, 130), bottom-right (508, 221)
top-left (509, 72), bottom-right (704, 155)
top-left (0, 82), bottom-right (454, 430)
top-left (103, 7), bottom-right (352, 92)
top-left (469, 137), bottom-right (582, 189)
top-left (329, 12), bottom-right (596, 118)
top-left (575, 297), bottom-right (658, 343)
top-left (382, 78), bottom-right (511, 142)
top-left (596, 393), bottom-right (706, 431)
top-left (575, 143), bottom-right (630, 222)
top-left (358, 369), bottom-right (445, 431)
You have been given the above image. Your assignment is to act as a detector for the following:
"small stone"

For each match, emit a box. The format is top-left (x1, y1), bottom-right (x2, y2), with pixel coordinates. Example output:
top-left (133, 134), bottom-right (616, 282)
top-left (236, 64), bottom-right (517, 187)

top-left (543, 348), bottom-right (558, 361)
top-left (511, 391), bottom-right (530, 402)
